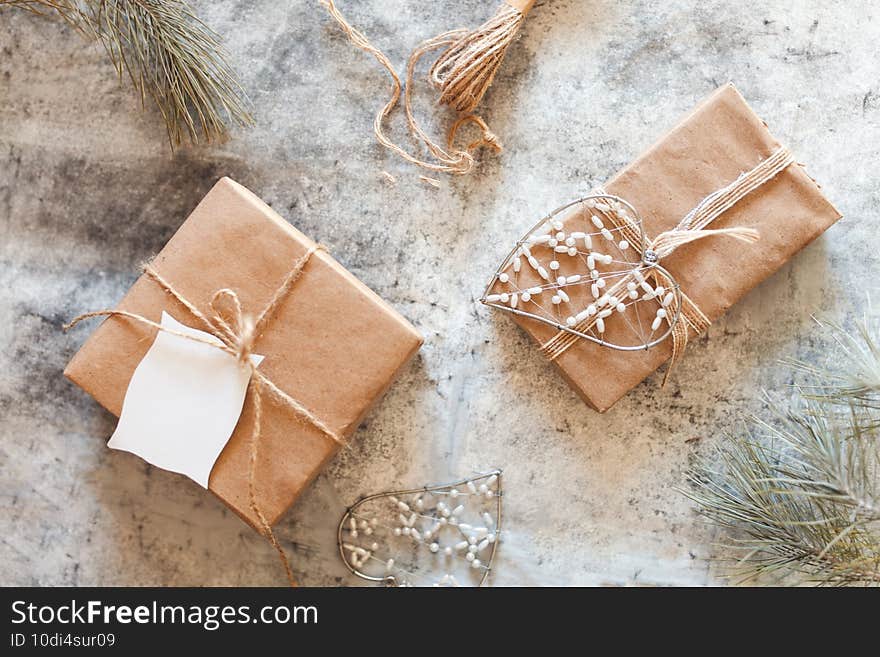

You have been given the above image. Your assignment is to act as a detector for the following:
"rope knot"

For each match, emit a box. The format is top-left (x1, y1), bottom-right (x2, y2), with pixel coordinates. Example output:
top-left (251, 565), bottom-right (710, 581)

top-left (450, 151), bottom-right (476, 175)
top-left (232, 314), bottom-right (256, 365)
top-left (207, 288), bottom-right (256, 366)
top-left (449, 114), bottom-right (503, 164)
top-left (67, 246), bottom-right (340, 587)
top-left (480, 130), bottom-right (503, 153)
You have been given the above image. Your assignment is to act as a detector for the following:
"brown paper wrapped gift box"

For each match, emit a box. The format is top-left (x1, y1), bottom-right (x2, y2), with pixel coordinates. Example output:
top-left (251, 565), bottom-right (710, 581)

top-left (491, 84), bottom-right (841, 412)
top-left (65, 178), bottom-right (423, 528)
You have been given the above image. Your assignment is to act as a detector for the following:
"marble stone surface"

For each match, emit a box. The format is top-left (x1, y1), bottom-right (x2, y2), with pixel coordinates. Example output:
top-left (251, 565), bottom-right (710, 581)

top-left (1, 0), bottom-right (878, 586)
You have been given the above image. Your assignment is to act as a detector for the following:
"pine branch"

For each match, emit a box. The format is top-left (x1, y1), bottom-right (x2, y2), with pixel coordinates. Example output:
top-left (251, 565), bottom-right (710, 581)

top-left (2, 0), bottom-right (254, 147)
top-left (785, 315), bottom-right (880, 411)
top-left (684, 318), bottom-right (880, 586)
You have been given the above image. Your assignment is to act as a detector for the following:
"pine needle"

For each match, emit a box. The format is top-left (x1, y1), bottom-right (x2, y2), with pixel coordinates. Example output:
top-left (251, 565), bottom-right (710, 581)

top-left (785, 315), bottom-right (880, 411)
top-left (683, 317), bottom-right (880, 585)
top-left (2, 0), bottom-right (254, 147)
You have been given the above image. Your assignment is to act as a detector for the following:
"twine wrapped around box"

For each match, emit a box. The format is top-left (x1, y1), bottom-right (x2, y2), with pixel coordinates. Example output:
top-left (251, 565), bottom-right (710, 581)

top-left (66, 245), bottom-right (342, 587)
top-left (64, 177), bottom-right (423, 584)
top-left (482, 144), bottom-right (799, 385)
top-left (540, 146), bottom-right (795, 377)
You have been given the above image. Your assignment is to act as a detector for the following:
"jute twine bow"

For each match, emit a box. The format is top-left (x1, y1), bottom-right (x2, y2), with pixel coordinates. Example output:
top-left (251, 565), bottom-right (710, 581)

top-left (64, 245), bottom-right (344, 587)
top-left (540, 146), bottom-right (796, 380)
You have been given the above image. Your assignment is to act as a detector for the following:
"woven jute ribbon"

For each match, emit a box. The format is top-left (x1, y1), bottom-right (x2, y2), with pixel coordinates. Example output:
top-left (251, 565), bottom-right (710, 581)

top-left (65, 245), bottom-right (344, 586)
top-left (539, 146), bottom-right (796, 380)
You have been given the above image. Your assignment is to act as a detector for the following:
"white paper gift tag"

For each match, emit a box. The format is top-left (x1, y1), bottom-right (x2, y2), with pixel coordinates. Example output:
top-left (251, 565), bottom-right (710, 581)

top-left (108, 311), bottom-right (264, 488)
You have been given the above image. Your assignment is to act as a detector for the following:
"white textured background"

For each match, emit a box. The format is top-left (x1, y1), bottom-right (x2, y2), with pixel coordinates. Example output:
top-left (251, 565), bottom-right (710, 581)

top-left (1, 0), bottom-right (878, 585)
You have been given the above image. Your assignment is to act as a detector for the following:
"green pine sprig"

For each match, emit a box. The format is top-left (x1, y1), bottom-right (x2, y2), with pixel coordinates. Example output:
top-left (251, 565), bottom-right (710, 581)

top-left (684, 317), bottom-right (880, 585)
top-left (2, 0), bottom-right (254, 147)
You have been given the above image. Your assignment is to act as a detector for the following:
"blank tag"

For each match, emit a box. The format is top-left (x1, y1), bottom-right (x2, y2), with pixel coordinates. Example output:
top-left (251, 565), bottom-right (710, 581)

top-left (108, 311), bottom-right (264, 488)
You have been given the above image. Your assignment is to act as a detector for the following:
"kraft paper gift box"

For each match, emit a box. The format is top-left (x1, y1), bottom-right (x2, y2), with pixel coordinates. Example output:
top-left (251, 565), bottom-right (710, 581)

top-left (65, 177), bottom-right (423, 527)
top-left (489, 84), bottom-right (841, 412)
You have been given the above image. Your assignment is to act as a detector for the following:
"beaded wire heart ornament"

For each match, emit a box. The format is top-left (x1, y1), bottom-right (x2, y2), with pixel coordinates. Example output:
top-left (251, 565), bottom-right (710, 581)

top-left (337, 470), bottom-right (502, 587)
top-left (481, 194), bottom-right (683, 351)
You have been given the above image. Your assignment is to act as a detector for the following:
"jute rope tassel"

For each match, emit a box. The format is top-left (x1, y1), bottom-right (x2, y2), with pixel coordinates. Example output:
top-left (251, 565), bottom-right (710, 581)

top-left (431, 0), bottom-right (535, 113)
top-left (65, 246), bottom-right (345, 587)
top-left (321, 0), bottom-right (537, 177)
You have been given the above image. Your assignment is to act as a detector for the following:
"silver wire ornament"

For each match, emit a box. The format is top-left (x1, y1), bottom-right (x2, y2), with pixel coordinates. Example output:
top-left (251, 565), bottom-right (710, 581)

top-left (337, 470), bottom-right (503, 587)
top-left (481, 194), bottom-right (683, 351)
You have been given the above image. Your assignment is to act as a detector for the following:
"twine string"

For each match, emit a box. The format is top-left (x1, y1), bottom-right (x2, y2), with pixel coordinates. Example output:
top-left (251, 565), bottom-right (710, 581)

top-left (321, 0), bottom-right (513, 176)
top-left (539, 146), bottom-right (795, 379)
top-left (64, 244), bottom-right (345, 586)
top-left (404, 30), bottom-right (481, 173)
top-left (429, 2), bottom-right (526, 114)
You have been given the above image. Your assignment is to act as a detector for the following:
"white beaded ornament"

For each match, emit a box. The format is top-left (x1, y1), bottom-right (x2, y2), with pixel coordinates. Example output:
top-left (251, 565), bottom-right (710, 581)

top-left (481, 194), bottom-right (683, 350)
top-left (337, 470), bottom-right (503, 587)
